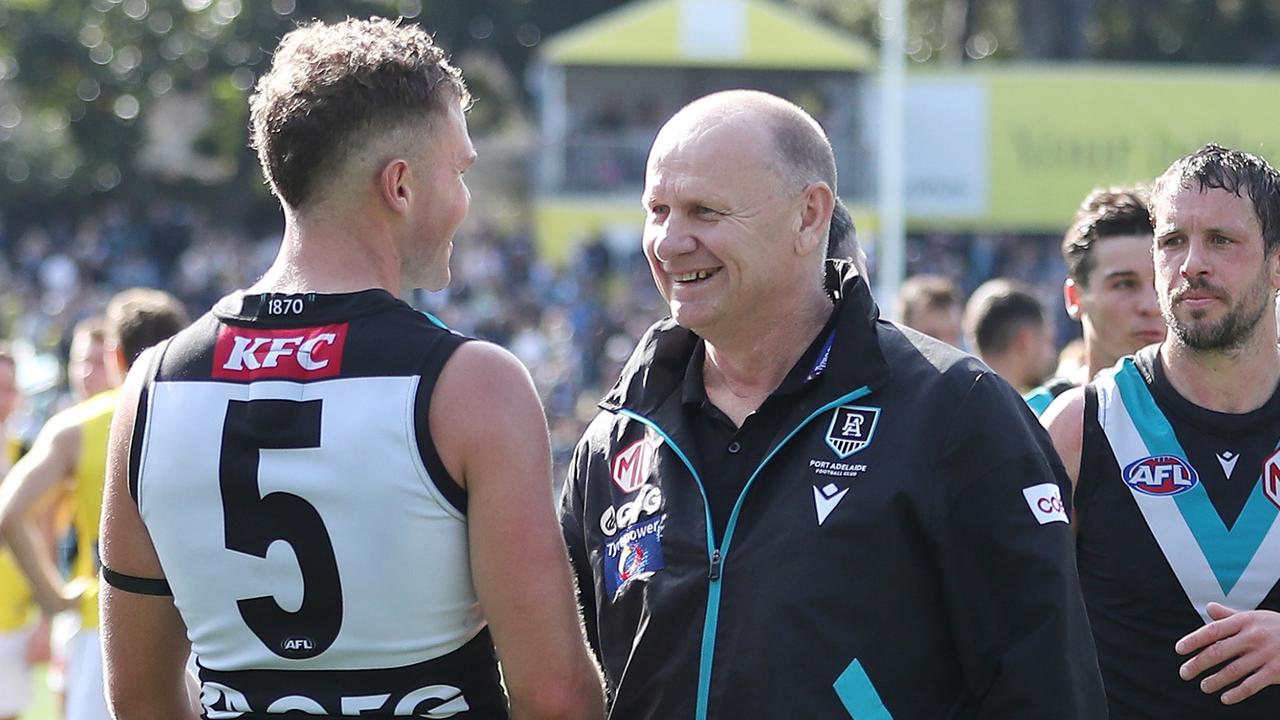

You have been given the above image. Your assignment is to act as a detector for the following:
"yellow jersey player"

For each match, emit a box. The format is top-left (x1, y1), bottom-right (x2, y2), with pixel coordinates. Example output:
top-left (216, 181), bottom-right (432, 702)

top-left (0, 349), bottom-right (34, 720)
top-left (0, 289), bottom-right (187, 720)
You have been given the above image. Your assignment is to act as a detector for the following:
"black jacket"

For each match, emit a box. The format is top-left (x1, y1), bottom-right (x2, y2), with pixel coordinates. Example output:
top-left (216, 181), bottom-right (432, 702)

top-left (560, 263), bottom-right (1106, 719)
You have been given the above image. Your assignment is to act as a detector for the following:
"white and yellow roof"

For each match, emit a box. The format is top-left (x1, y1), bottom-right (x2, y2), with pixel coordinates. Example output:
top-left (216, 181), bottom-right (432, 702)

top-left (541, 0), bottom-right (874, 70)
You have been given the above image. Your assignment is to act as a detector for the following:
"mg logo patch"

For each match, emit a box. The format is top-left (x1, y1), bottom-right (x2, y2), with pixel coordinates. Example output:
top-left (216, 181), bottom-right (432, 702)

top-left (825, 405), bottom-right (880, 459)
top-left (611, 435), bottom-right (661, 493)
top-left (1265, 449), bottom-right (1280, 510)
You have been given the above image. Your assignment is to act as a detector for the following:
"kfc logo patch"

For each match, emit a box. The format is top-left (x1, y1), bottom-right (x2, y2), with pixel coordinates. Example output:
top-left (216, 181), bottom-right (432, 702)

top-left (611, 435), bottom-right (661, 493)
top-left (213, 324), bottom-right (348, 381)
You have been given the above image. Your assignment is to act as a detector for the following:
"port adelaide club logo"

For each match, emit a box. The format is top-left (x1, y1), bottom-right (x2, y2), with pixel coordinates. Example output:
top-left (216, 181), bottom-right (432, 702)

top-left (825, 405), bottom-right (880, 459)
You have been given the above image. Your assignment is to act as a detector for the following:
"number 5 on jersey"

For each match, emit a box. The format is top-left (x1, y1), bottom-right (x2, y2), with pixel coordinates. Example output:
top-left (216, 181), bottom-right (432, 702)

top-left (220, 398), bottom-right (342, 659)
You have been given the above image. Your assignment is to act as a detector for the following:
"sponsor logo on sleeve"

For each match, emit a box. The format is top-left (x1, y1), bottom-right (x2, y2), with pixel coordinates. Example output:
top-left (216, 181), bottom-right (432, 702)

top-left (611, 435), bottom-right (660, 493)
top-left (212, 324), bottom-right (348, 381)
top-left (1265, 449), bottom-right (1280, 510)
top-left (600, 483), bottom-right (664, 536)
top-left (825, 405), bottom-right (880, 459)
top-left (1123, 455), bottom-right (1199, 496)
top-left (604, 514), bottom-right (665, 597)
top-left (1023, 483), bottom-right (1068, 525)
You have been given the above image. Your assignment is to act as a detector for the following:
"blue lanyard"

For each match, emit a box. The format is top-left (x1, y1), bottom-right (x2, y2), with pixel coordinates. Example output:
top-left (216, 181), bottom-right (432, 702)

top-left (806, 328), bottom-right (837, 383)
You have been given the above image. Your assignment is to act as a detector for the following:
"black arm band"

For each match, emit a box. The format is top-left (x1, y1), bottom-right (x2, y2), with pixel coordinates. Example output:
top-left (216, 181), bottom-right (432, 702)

top-left (101, 565), bottom-right (173, 596)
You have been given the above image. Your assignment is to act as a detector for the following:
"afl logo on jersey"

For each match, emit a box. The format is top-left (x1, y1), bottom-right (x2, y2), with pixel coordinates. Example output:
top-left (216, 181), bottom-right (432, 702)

top-left (281, 637), bottom-right (315, 654)
top-left (1124, 455), bottom-right (1199, 496)
top-left (611, 435), bottom-right (661, 493)
top-left (213, 324), bottom-right (349, 381)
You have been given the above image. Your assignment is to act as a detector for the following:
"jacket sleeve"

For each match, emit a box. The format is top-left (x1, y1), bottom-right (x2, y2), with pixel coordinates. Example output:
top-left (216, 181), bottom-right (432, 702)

top-left (558, 434), bottom-right (603, 667)
top-left (933, 371), bottom-right (1107, 719)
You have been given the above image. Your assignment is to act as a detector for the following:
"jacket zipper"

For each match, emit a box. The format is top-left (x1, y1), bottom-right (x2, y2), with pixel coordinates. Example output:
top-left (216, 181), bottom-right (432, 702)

top-left (619, 385), bottom-right (871, 719)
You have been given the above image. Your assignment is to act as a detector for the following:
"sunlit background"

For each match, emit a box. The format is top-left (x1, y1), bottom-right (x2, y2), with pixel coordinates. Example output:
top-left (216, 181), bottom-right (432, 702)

top-left (1, 0), bottom-right (1279, 520)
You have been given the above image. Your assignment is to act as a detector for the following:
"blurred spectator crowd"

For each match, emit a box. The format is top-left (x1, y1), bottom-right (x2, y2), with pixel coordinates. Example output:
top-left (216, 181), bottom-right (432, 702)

top-left (0, 200), bottom-right (1073, 482)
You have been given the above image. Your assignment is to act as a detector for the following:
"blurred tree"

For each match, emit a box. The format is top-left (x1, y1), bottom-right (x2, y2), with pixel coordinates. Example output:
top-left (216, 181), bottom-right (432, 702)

top-left (2, 0), bottom-right (1278, 220)
top-left (784, 0), bottom-right (1280, 65)
top-left (0, 0), bottom-right (623, 221)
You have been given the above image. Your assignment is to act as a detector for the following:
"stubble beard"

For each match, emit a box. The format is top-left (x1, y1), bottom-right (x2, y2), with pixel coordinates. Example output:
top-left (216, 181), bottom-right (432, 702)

top-left (1162, 275), bottom-right (1272, 354)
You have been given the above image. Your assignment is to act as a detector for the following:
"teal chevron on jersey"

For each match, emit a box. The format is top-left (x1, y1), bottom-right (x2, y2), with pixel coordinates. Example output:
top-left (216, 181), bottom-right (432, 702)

top-left (1112, 360), bottom-right (1280, 596)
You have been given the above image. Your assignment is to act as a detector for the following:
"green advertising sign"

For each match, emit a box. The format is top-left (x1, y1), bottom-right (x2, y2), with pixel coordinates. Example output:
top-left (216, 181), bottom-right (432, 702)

top-left (984, 66), bottom-right (1280, 229)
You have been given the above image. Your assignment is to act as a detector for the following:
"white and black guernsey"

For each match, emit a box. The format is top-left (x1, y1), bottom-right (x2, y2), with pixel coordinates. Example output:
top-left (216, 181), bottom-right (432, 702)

top-left (1080, 345), bottom-right (1280, 719)
top-left (130, 290), bottom-right (507, 719)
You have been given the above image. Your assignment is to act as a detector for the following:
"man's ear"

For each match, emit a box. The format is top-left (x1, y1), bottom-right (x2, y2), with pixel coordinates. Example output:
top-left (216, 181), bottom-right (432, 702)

top-left (1064, 278), bottom-right (1083, 321)
top-left (107, 343), bottom-right (128, 384)
top-left (1268, 244), bottom-right (1280, 293)
top-left (378, 158), bottom-right (412, 215)
top-left (796, 182), bottom-right (835, 257)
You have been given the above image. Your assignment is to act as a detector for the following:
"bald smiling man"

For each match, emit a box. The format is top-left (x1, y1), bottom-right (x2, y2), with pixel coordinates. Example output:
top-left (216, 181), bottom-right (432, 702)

top-left (558, 90), bottom-right (1106, 719)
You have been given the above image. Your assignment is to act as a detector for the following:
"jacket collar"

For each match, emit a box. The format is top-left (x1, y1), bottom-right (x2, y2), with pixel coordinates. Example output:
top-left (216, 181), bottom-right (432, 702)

top-left (601, 260), bottom-right (891, 417)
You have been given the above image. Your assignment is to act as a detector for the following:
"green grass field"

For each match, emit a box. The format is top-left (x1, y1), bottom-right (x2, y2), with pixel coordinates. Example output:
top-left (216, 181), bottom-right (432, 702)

top-left (20, 667), bottom-right (57, 720)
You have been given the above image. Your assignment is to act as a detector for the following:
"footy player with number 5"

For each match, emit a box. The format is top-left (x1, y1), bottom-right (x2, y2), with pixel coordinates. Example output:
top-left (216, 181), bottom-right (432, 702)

top-left (96, 18), bottom-right (604, 720)
top-left (1045, 144), bottom-right (1280, 718)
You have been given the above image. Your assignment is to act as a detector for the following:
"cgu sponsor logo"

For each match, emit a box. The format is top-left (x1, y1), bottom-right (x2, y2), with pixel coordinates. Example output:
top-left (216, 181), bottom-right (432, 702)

top-left (611, 435), bottom-right (661, 493)
top-left (1124, 455), bottom-right (1199, 496)
top-left (1022, 482), bottom-right (1069, 525)
top-left (212, 323), bottom-right (348, 381)
top-left (600, 483), bottom-right (664, 536)
top-left (200, 681), bottom-right (469, 719)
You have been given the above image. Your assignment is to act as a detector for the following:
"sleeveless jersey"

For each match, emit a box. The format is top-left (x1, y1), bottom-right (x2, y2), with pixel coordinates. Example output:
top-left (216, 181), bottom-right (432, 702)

top-left (1079, 345), bottom-right (1280, 718)
top-left (66, 388), bottom-right (116, 630)
top-left (0, 437), bottom-right (33, 632)
top-left (132, 290), bottom-right (507, 719)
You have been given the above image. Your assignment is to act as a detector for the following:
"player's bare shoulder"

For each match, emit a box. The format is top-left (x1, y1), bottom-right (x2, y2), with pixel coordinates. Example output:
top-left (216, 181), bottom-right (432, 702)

top-left (1042, 385), bottom-right (1086, 488)
top-left (429, 340), bottom-right (546, 489)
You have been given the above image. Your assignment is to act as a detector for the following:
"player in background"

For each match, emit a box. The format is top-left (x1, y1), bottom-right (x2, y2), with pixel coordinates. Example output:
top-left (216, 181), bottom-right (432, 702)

top-left (0, 349), bottom-right (35, 720)
top-left (1025, 187), bottom-right (1164, 415)
top-left (67, 318), bottom-right (113, 404)
top-left (42, 316), bottom-right (115, 714)
top-left (826, 196), bottom-right (869, 278)
top-left (898, 274), bottom-right (964, 348)
top-left (0, 289), bottom-right (188, 720)
top-left (97, 18), bottom-right (603, 720)
top-left (963, 278), bottom-right (1056, 393)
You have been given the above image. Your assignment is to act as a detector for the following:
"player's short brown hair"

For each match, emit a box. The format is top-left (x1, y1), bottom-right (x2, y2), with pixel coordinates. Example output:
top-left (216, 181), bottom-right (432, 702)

top-left (963, 278), bottom-right (1046, 357)
top-left (1061, 187), bottom-right (1151, 287)
top-left (899, 274), bottom-right (961, 327)
top-left (105, 288), bottom-right (188, 369)
top-left (249, 18), bottom-right (470, 208)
